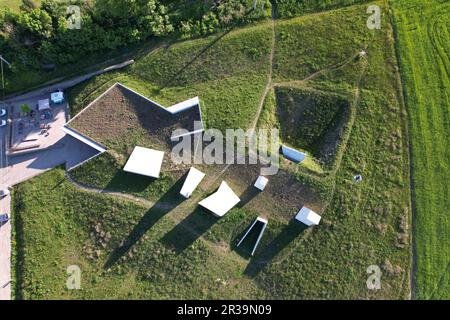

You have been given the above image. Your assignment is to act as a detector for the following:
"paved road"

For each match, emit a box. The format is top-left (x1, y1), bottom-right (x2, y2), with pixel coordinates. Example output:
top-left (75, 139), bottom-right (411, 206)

top-left (0, 191), bottom-right (11, 300)
top-left (0, 102), bottom-right (10, 298)
top-left (5, 60), bottom-right (134, 104)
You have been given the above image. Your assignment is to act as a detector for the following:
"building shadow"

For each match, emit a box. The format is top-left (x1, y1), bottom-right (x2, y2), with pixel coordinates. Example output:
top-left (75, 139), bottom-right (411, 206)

top-left (244, 220), bottom-right (308, 277)
top-left (233, 218), bottom-right (265, 259)
top-left (104, 176), bottom-right (186, 269)
top-left (159, 28), bottom-right (234, 89)
top-left (160, 207), bottom-right (217, 254)
top-left (105, 170), bottom-right (156, 194)
top-left (159, 8), bottom-right (255, 90)
top-left (237, 184), bottom-right (260, 208)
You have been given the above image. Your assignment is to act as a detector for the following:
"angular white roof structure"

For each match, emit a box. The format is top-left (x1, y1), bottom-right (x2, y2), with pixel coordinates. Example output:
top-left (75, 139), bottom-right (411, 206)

top-left (237, 217), bottom-right (268, 256)
top-left (167, 97), bottom-right (200, 114)
top-left (295, 207), bottom-right (321, 226)
top-left (254, 176), bottom-right (268, 191)
top-left (38, 99), bottom-right (50, 111)
top-left (180, 167), bottom-right (205, 198)
top-left (62, 126), bottom-right (107, 153)
top-left (199, 181), bottom-right (240, 217)
top-left (123, 146), bottom-right (164, 178)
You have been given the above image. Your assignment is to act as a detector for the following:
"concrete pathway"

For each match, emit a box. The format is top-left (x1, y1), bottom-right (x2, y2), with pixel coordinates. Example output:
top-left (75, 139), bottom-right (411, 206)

top-left (1, 135), bottom-right (99, 187)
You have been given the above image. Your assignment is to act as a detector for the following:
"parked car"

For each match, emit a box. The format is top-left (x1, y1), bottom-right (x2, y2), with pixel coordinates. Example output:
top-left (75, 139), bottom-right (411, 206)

top-left (0, 119), bottom-right (6, 127)
top-left (0, 109), bottom-right (6, 117)
top-left (0, 189), bottom-right (10, 198)
top-left (0, 213), bottom-right (10, 223)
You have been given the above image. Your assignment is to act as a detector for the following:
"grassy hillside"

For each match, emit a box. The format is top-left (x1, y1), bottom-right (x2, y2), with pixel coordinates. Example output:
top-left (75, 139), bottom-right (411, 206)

top-left (68, 22), bottom-right (273, 132)
top-left (12, 168), bottom-right (267, 299)
top-left (275, 0), bottom-right (371, 18)
top-left (0, 0), bottom-right (23, 12)
top-left (273, 86), bottom-right (351, 168)
top-left (13, 1), bottom-right (411, 299)
top-left (391, 0), bottom-right (449, 299)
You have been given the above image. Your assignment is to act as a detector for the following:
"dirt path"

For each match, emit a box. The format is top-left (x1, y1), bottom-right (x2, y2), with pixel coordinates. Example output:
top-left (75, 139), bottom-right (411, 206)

top-left (302, 52), bottom-right (361, 81)
top-left (250, 6), bottom-right (361, 132)
top-left (250, 4), bottom-right (277, 132)
top-left (65, 172), bottom-right (248, 265)
top-left (65, 173), bottom-right (162, 209)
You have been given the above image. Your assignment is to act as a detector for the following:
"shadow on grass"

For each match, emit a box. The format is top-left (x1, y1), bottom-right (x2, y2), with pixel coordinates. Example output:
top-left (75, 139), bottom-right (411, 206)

top-left (159, 28), bottom-right (234, 89)
top-left (238, 184), bottom-right (260, 208)
top-left (233, 218), bottom-right (265, 259)
top-left (104, 176), bottom-right (186, 269)
top-left (243, 220), bottom-right (308, 277)
top-left (105, 170), bottom-right (155, 194)
top-left (160, 207), bottom-right (217, 254)
top-left (159, 8), bottom-right (255, 90)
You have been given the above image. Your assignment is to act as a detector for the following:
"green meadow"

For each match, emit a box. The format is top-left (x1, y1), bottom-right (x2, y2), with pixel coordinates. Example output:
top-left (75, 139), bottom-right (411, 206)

top-left (12, 1), bottom-right (414, 299)
top-left (391, 0), bottom-right (449, 299)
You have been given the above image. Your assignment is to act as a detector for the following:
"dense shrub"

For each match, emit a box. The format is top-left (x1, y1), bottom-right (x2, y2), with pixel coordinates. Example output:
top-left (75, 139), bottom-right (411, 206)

top-left (0, 0), bottom-right (270, 71)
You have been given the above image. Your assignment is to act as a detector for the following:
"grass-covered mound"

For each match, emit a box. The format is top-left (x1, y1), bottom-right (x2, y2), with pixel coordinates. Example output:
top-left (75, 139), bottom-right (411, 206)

top-left (12, 168), bottom-right (265, 299)
top-left (14, 1), bottom-right (413, 300)
top-left (67, 22), bottom-right (274, 132)
top-left (274, 86), bottom-right (351, 167)
top-left (273, 4), bottom-right (372, 82)
top-left (12, 167), bottom-right (321, 299)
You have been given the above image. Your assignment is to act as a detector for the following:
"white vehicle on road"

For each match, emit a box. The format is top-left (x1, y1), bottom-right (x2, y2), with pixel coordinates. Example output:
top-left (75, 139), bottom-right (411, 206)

top-left (0, 119), bottom-right (6, 127)
top-left (0, 109), bottom-right (6, 117)
top-left (0, 213), bottom-right (10, 224)
top-left (0, 189), bottom-right (10, 198)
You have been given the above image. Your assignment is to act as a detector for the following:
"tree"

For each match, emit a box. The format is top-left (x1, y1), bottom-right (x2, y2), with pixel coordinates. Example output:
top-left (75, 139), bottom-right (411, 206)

top-left (18, 8), bottom-right (53, 39)
top-left (20, 103), bottom-right (31, 113)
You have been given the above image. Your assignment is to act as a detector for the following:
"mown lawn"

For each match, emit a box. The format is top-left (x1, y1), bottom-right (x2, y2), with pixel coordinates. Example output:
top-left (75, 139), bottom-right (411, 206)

top-left (13, 1), bottom-right (412, 299)
top-left (391, 0), bottom-right (449, 299)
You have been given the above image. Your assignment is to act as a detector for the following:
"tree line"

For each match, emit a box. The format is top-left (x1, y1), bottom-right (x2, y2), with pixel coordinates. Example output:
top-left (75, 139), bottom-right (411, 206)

top-left (0, 0), bottom-right (270, 73)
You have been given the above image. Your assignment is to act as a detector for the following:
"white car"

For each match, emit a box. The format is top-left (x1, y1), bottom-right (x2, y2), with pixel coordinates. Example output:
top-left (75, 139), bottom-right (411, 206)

top-left (0, 109), bottom-right (6, 117)
top-left (0, 189), bottom-right (10, 198)
top-left (0, 213), bottom-right (10, 223)
top-left (0, 119), bottom-right (6, 127)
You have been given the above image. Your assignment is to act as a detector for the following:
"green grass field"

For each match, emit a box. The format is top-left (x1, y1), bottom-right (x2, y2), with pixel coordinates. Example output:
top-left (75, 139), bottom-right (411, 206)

top-left (12, 168), bottom-right (270, 299)
top-left (0, 0), bottom-right (22, 12)
top-left (391, 0), bottom-right (449, 299)
top-left (68, 22), bottom-right (273, 132)
top-left (0, 0), bottom-right (42, 12)
top-left (12, 1), bottom-right (413, 299)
